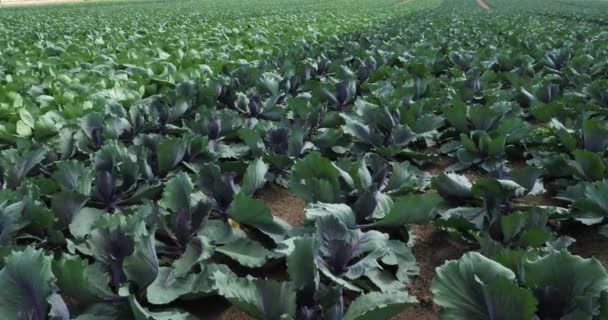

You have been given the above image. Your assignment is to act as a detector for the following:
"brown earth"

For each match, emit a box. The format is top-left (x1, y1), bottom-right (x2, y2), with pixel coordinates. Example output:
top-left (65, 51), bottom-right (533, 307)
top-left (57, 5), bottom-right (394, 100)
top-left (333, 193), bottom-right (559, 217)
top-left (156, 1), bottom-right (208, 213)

top-left (218, 306), bottom-right (250, 320)
top-left (425, 156), bottom-right (453, 176)
top-left (393, 0), bottom-right (413, 7)
top-left (395, 224), bottom-right (470, 319)
top-left (476, 0), bottom-right (491, 10)
top-left (567, 224), bottom-right (608, 267)
top-left (257, 184), bottom-right (307, 226)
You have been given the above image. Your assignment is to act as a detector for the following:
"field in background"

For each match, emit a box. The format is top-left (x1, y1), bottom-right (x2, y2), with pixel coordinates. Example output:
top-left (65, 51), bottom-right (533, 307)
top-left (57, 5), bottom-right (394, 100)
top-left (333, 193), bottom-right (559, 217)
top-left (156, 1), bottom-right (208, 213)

top-left (1, 0), bottom-right (608, 319)
top-left (2, 0), bottom-right (81, 5)
top-left (1, 0), bottom-right (118, 5)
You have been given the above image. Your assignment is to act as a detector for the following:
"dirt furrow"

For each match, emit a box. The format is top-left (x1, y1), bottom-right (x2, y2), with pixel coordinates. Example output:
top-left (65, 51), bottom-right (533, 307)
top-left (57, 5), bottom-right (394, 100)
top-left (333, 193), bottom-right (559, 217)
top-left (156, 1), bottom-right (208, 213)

top-left (476, 0), bottom-right (491, 10)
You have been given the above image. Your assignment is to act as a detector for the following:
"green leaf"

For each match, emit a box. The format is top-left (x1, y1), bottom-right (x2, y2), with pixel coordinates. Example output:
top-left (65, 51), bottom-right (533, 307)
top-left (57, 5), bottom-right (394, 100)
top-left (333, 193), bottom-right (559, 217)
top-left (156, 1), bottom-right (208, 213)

top-left (557, 129), bottom-right (577, 152)
top-left (147, 264), bottom-right (232, 305)
top-left (0, 199), bottom-right (27, 245)
top-left (94, 88), bottom-right (141, 104)
top-left (497, 117), bottom-right (532, 143)
top-left (213, 272), bottom-right (262, 318)
top-left (289, 152), bottom-right (342, 203)
top-left (572, 149), bottom-right (605, 181)
top-left (597, 291), bottom-right (608, 320)
top-left (238, 128), bottom-right (265, 156)
top-left (146, 267), bottom-right (197, 305)
top-left (343, 291), bottom-right (417, 320)
top-left (487, 134), bottom-right (506, 156)
top-left (476, 277), bottom-right (537, 320)
top-left (256, 216), bottom-right (293, 244)
top-left (172, 236), bottom-right (214, 277)
top-left (472, 178), bottom-right (515, 209)
top-left (523, 250), bottom-right (608, 301)
top-left (123, 233), bottom-right (159, 291)
top-left (16, 120), bottom-right (33, 137)
top-left (371, 192), bottom-right (393, 220)
top-left (160, 172), bottom-right (193, 213)
top-left (215, 238), bottom-right (272, 268)
top-left (8, 92), bottom-right (23, 108)
top-left (240, 158), bottom-right (269, 196)
top-left (583, 118), bottom-right (608, 153)
top-left (214, 272), bottom-right (296, 320)
top-left (287, 236), bottom-right (317, 290)
top-left (87, 226), bottom-right (135, 286)
top-left (176, 80), bottom-right (198, 99)
top-left (200, 220), bottom-right (246, 244)
top-left (470, 105), bottom-right (502, 132)
top-left (578, 181), bottom-right (608, 218)
top-left (69, 207), bottom-right (104, 239)
top-left (500, 212), bottom-right (526, 243)
top-left (460, 134), bottom-right (478, 153)
top-left (19, 109), bottom-right (36, 129)
top-left (315, 216), bottom-right (388, 290)
top-left (74, 303), bottom-right (131, 320)
top-left (0, 247), bottom-right (54, 319)
top-left (444, 103), bottom-right (468, 133)
top-left (380, 240), bottom-right (419, 283)
top-left (34, 111), bottom-right (63, 139)
top-left (228, 193), bottom-right (273, 226)
top-left (129, 295), bottom-right (194, 320)
top-left (253, 280), bottom-right (297, 319)
top-left (156, 138), bottom-right (186, 176)
top-left (304, 202), bottom-right (357, 227)
top-left (572, 199), bottom-right (605, 225)
top-left (509, 166), bottom-right (543, 193)
top-left (431, 252), bottom-right (534, 320)
top-left (365, 269), bottom-right (406, 292)
top-left (51, 191), bottom-right (87, 229)
top-left (344, 247), bottom-right (387, 280)
top-left (52, 160), bottom-right (94, 195)
top-left (455, 149), bottom-right (478, 167)
top-left (373, 193), bottom-right (441, 226)
top-left (432, 173), bottom-right (473, 199)
top-left (356, 160), bottom-right (373, 189)
top-left (3, 147), bottom-right (47, 189)
top-left (492, 249), bottom-right (540, 275)
top-left (189, 263), bottom-right (233, 296)
top-left (47, 292), bottom-right (70, 320)
top-left (385, 161), bottom-right (431, 194)
top-left (227, 193), bottom-right (291, 243)
top-left (518, 228), bottom-right (552, 247)
top-left (53, 254), bottom-right (115, 304)
top-left (80, 112), bottom-right (104, 143)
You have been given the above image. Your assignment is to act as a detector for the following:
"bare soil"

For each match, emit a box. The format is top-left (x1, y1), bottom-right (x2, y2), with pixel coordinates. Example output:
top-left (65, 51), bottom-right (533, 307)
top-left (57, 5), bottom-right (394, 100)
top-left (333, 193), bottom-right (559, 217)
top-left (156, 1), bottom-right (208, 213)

top-left (476, 0), bottom-right (491, 10)
top-left (393, 0), bottom-right (413, 7)
top-left (218, 306), bottom-right (250, 320)
top-left (425, 156), bottom-right (453, 176)
top-left (395, 224), bottom-right (470, 319)
top-left (567, 224), bottom-right (608, 267)
top-left (257, 184), bottom-right (307, 226)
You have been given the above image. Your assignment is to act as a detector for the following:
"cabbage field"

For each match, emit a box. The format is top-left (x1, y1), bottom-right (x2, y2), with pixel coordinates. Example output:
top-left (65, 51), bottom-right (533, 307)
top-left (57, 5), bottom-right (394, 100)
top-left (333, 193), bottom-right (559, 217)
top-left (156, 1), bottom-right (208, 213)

top-left (1, 0), bottom-right (608, 319)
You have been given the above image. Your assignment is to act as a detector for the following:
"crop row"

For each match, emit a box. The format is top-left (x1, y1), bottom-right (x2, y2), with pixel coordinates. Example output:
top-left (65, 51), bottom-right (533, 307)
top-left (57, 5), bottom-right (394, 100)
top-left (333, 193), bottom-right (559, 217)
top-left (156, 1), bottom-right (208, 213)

top-left (1, 0), bottom-right (608, 319)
